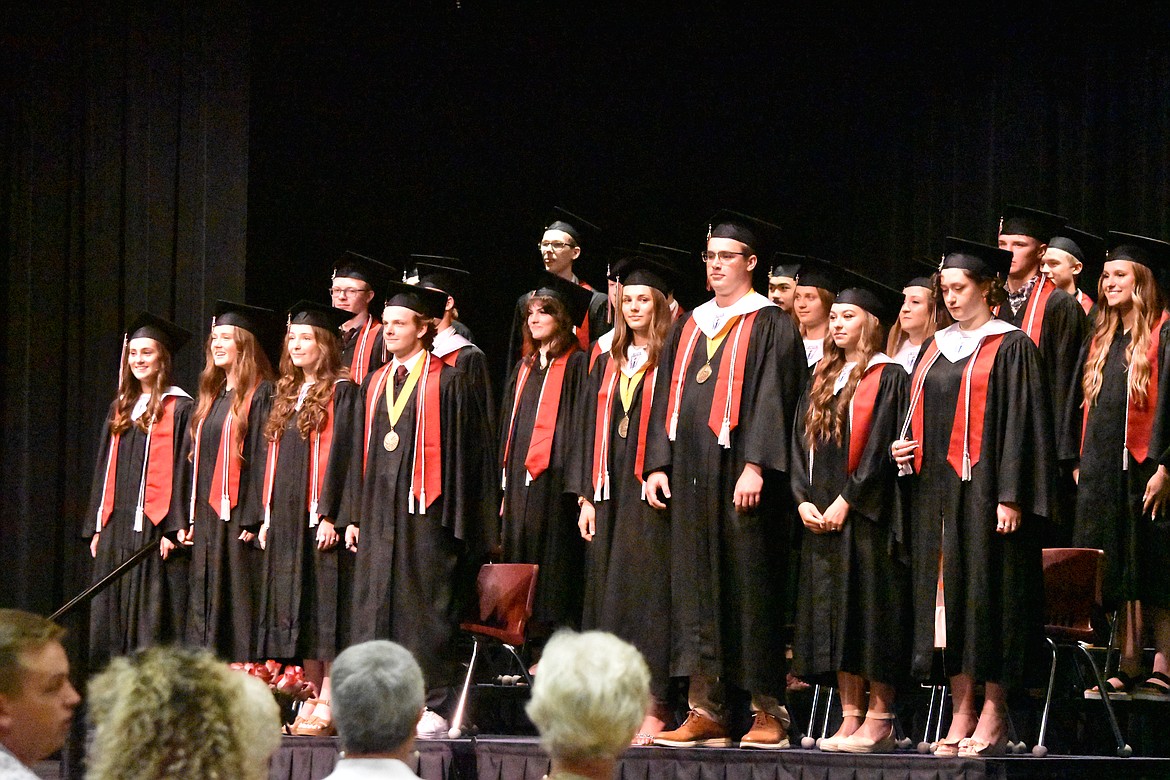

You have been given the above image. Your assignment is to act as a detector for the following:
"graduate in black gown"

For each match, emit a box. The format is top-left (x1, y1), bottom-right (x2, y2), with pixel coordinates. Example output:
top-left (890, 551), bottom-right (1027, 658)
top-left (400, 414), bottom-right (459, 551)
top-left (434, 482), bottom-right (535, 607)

top-left (256, 302), bottom-right (361, 735)
top-left (499, 271), bottom-right (593, 633)
top-left (886, 276), bottom-right (945, 373)
top-left (645, 211), bottom-right (805, 750)
top-left (570, 256), bottom-right (677, 745)
top-left (331, 251), bottom-right (396, 386)
top-left (1070, 233), bottom-right (1170, 701)
top-left (84, 313), bottom-right (194, 667)
top-left (793, 259), bottom-right (835, 371)
top-left (892, 239), bottom-right (1051, 758)
top-left (168, 301), bottom-right (277, 662)
top-left (345, 282), bottom-right (496, 738)
top-left (1042, 226), bottom-right (1104, 319)
top-left (790, 287), bottom-right (909, 754)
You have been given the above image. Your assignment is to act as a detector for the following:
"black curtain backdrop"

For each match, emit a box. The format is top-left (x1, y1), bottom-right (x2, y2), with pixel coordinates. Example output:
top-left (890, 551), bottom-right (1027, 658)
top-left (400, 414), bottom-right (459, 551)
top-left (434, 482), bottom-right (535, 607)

top-left (1, 2), bottom-right (249, 621)
top-left (2, 3), bottom-right (1170, 645)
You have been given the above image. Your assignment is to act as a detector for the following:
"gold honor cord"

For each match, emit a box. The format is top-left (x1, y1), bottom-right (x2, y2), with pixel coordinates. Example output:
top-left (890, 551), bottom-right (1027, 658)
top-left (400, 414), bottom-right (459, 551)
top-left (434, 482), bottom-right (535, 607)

top-left (383, 357), bottom-right (425, 451)
top-left (696, 316), bottom-right (740, 384)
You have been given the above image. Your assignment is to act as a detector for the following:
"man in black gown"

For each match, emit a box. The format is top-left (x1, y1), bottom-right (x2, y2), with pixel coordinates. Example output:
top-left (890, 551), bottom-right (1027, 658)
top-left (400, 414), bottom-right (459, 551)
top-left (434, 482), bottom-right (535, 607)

top-left (331, 251), bottom-right (396, 386)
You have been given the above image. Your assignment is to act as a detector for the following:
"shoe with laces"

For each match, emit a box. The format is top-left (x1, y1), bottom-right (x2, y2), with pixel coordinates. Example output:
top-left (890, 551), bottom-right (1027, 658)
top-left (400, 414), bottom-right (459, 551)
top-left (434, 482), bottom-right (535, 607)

top-left (416, 708), bottom-right (449, 739)
top-left (653, 709), bottom-right (731, 747)
top-left (739, 710), bottom-right (790, 750)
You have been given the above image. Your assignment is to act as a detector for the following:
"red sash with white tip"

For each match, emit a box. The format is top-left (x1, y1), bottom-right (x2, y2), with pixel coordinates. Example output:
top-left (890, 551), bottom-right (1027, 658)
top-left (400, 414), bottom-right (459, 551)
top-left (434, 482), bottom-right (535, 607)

top-left (96, 396), bottom-right (179, 531)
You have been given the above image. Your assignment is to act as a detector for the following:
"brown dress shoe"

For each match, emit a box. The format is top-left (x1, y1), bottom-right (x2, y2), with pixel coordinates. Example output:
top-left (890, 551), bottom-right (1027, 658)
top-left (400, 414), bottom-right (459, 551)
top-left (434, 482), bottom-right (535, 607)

top-left (739, 710), bottom-right (790, 750)
top-left (653, 709), bottom-right (731, 747)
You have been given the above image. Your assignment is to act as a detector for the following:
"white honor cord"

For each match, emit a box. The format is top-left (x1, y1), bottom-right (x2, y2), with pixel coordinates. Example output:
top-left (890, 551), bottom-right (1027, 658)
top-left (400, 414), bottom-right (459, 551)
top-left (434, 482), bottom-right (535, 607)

top-left (959, 341), bottom-right (984, 482)
top-left (669, 326), bottom-right (703, 441)
top-left (134, 422), bottom-right (153, 533)
top-left (219, 411), bottom-right (234, 521)
top-left (189, 418), bottom-right (204, 523)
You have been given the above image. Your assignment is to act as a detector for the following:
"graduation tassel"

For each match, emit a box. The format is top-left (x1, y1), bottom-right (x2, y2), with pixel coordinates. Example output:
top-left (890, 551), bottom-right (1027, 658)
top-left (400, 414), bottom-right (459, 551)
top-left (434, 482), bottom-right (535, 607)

top-left (417, 488), bottom-right (426, 515)
top-left (501, 469), bottom-right (507, 490)
top-left (602, 472), bottom-right (610, 501)
top-left (668, 412), bottom-right (679, 441)
top-left (962, 450), bottom-right (972, 482)
top-left (718, 418), bottom-right (731, 449)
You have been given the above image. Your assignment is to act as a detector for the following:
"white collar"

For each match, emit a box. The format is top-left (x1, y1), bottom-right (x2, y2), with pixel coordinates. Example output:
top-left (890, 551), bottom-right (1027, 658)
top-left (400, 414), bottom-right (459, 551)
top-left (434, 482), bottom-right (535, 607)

top-left (326, 757), bottom-right (418, 779)
top-left (130, 386), bottom-right (191, 420)
top-left (622, 344), bottom-right (649, 377)
top-left (891, 339), bottom-right (921, 373)
top-left (691, 290), bottom-right (774, 339)
top-left (391, 350), bottom-right (426, 373)
top-left (595, 329), bottom-right (614, 353)
top-left (431, 325), bottom-right (472, 358)
top-left (934, 319), bottom-right (1018, 362)
top-left (803, 337), bottom-right (824, 368)
top-left (832, 354), bottom-right (895, 394)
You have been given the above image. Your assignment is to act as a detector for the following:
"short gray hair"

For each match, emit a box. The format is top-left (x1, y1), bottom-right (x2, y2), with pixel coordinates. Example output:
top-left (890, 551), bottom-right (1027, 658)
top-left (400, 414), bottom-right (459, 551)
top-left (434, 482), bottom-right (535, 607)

top-left (526, 630), bottom-right (649, 762)
top-left (332, 641), bottom-right (425, 754)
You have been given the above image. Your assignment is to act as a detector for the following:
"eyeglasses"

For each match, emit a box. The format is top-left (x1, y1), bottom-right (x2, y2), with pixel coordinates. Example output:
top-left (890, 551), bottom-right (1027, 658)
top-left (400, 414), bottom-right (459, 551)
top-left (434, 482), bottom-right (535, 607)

top-left (538, 241), bottom-right (576, 251)
top-left (329, 286), bottom-right (371, 298)
top-left (700, 251), bottom-right (746, 263)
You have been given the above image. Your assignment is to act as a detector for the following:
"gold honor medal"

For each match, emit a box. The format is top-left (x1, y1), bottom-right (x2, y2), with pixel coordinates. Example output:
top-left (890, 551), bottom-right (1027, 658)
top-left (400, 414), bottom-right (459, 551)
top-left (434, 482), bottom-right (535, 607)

top-left (618, 415), bottom-right (630, 439)
top-left (383, 430), bottom-right (400, 452)
top-left (695, 363), bottom-right (713, 384)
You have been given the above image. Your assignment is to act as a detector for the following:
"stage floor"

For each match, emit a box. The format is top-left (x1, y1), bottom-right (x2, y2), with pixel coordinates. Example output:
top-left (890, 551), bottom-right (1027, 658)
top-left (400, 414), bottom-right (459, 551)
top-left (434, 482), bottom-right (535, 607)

top-left (271, 734), bottom-right (1170, 780)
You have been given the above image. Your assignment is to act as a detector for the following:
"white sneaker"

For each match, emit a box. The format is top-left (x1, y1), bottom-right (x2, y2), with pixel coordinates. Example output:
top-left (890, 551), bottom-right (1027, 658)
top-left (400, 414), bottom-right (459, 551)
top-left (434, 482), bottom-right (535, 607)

top-left (416, 708), bottom-right (449, 739)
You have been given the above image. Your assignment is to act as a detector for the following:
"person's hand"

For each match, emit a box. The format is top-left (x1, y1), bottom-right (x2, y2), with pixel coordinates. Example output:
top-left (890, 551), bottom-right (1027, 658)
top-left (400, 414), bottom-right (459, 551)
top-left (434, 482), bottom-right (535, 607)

top-left (1143, 466), bottom-right (1170, 519)
top-left (797, 501), bottom-right (825, 533)
top-left (89, 533), bottom-right (100, 559)
top-left (821, 495), bottom-right (851, 532)
top-left (578, 500), bottom-right (596, 541)
top-left (160, 535), bottom-right (176, 560)
top-left (644, 471), bottom-right (671, 509)
top-left (1072, 466), bottom-right (1080, 485)
top-left (177, 526), bottom-right (194, 546)
top-left (239, 529), bottom-right (256, 544)
top-left (316, 520), bottom-right (339, 551)
top-left (733, 464), bottom-right (763, 513)
top-left (891, 438), bottom-right (918, 470)
top-left (345, 524), bottom-right (360, 552)
top-left (258, 524), bottom-right (268, 550)
top-left (996, 502), bottom-right (1021, 534)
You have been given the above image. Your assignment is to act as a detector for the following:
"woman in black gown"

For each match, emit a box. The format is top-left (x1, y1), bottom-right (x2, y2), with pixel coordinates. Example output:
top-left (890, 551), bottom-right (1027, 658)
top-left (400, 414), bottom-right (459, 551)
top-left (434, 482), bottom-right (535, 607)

top-left (499, 271), bottom-right (593, 633)
top-left (572, 256), bottom-right (676, 744)
top-left (169, 301), bottom-right (276, 662)
top-left (84, 313), bottom-right (193, 667)
top-left (791, 287), bottom-right (909, 754)
top-left (257, 302), bottom-right (360, 734)
top-left (892, 239), bottom-right (1051, 758)
top-left (1072, 233), bottom-right (1170, 701)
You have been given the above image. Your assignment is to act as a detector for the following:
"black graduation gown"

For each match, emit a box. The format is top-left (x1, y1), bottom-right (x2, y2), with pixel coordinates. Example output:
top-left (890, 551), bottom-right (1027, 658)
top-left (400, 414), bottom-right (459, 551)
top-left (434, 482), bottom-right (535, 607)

top-left (505, 288), bottom-right (609, 379)
top-left (84, 395), bottom-right (193, 666)
top-left (340, 317), bottom-right (387, 380)
top-left (255, 380), bottom-right (362, 660)
top-left (789, 363), bottom-right (910, 684)
top-left (448, 343), bottom-right (497, 432)
top-left (499, 349), bottom-right (590, 630)
top-left (1072, 322), bottom-right (1170, 607)
top-left (169, 381), bottom-right (273, 661)
top-left (568, 351), bottom-right (671, 699)
top-left (907, 331), bottom-right (1050, 685)
top-left (348, 361), bottom-right (495, 690)
top-left (643, 305), bottom-right (806, 696)
top-left (452, 319), bottom-right (475, 343)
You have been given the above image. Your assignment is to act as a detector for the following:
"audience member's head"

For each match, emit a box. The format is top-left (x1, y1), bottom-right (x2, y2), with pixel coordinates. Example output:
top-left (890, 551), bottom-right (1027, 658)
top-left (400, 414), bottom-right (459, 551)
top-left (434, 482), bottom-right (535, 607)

top-left (0, 609), bottom-right (80, 767)
top-left (331, 640), bottom-right (425, 758)
top-left (526, 630), bottom-right (649, 774)
top-left (87, 646), bottom-right (280, 780)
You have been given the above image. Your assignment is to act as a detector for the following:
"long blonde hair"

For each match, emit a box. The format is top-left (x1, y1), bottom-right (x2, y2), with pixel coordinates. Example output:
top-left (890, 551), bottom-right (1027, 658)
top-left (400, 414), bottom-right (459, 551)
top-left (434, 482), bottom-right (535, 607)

top-left (266, 326), bottom-right (347, 441)
top-left (109, 341), bottom-right (174, 435)
top-left (191, 326), bottom-right (275, 460)
top-left (609, 285), bottom-right (671, 370)
top-left (1083, 262), bottom-right (1165, 409)
top-left (804, 310), bottom-right (884, 450)
top-left (885, 280), bottom-right (950, 355)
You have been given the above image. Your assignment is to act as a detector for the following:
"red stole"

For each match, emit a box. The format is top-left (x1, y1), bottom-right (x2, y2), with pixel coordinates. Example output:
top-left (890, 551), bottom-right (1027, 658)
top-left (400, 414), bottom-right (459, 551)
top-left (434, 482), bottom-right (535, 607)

top-left (1081, 312), bottom-right (1168, 464)
top-left (348, 317), bottom-right (382, 385)
top-left (362, 355), bottom-right (444, 512)
top-left (1075, 289), bottom-right (1093, 316)
top-left (846, 364), bottom-right (886, 474)
top-left (97, 396), bottom-right (179, 529)
top-left (439, 347), bottom-right (463, 368)
top-left (664, 311), bottom-right (761, 448)
top-left (589, 357), bottom-right (658, 500)
top-left (261, 391), bottom-right (337, 527)
top-left (575, 280), bottom-right (595, 352)
top-left (501, 347), bottom-right (578, 491)
top-left (995, 276), bottom-right (1054, 346)
top-left (907, 334), bottom-right (1008, 480)
top-left (589, 342), bottom-right (603, 372)
top-left (192, 384), bottom-right (258, 521)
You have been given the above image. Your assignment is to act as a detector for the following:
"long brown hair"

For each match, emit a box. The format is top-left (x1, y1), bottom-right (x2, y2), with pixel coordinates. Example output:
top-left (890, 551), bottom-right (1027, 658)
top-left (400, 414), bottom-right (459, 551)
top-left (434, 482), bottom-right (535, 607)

top-left (804, 310), bottom-right (884, 451)
top-left (266, 326), bottom-right (347, 441)
top-left (190, 326), bottom-right (275, 460)
top-left (885, 280), bottom-right (951, 356)
top-left (109, 340), bottom-right (175, 435)
top-left (797, 287), bottom-right (835, 338)
top-left (609, 284), bottom-right (671, 370)
top-left (1083, 261), bottom-right (1165, 409)
top-left (521, 295), bottom-right (577, 361)
top-left (933, 269), bottom-right (1007, 316)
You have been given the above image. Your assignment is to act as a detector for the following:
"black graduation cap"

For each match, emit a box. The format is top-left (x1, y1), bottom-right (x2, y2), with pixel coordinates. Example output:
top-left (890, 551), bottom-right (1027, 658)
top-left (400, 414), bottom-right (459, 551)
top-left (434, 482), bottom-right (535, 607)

top-left (407, 254), bottom-right (470, 303)
top-left (287, 300), bottom-right (351, 332)
top-left (834, 286), bottom-right (904, 324)
top-left (707, 210), bottom-right (781, 257)
top-left (612, 255), bottom-right (679, 297)
top-left (940, 237), bottom-right (1013, 278)
top-left (638, 242), bottom-right (692, 267)
top-left (903, 276), bottom-right (934, 291)
top-left (545, 207), bottom-right (601, 247)
top-left (999, 205), bottom-right (1066, 241)
top-left (1106, 231), bottom-right (1170, 271)
top-left (606, 249), bottom-right (644, 281)
top-left (769, 252), bottom-right (804, 279)
top-left (381, 280), bottom-right (449, 321)
top-left (794, 256), bottom-right (838, 293)
top-left (1048, 227), bottom-right (1104, 268)
top-left (212, 300), bottom-right (279, 336)
top-left (125, 312), bottom-right (193, 354)
top-left (332, 251), bottom-right (400, 292)
top-left (531, 270), bottom-right (595, 324)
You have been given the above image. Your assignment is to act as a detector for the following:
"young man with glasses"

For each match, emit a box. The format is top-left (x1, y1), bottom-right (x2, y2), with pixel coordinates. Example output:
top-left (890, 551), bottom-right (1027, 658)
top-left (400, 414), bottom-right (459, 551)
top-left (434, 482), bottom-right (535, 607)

top-left (330, 251), bottom-right (397, 385)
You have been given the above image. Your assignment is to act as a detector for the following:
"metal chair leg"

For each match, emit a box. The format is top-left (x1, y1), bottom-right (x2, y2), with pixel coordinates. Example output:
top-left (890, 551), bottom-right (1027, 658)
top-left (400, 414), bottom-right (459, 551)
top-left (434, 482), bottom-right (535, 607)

top-left (1032, 636), bottom-right (1059, 756)
top-left (820, 687), bottom-right (836, 741)
top-left (504, 643), bottom-right (532, 687)
top-left (448, 636), bottom-right (481, 739)
top-left (1104, 609), bottom-right (1120, 678)
top-left (801, 684), bottom-right (824, 749)
top-left (1076, 642), bottom-right (1132, 757)
top-left (918, 684), bottom-right (947, 753)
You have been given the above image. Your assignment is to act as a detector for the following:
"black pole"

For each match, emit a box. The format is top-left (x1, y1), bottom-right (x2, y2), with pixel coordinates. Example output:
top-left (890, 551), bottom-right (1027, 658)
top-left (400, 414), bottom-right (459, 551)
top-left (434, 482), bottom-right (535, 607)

top-left (50, 539), bottom-right (160, 622)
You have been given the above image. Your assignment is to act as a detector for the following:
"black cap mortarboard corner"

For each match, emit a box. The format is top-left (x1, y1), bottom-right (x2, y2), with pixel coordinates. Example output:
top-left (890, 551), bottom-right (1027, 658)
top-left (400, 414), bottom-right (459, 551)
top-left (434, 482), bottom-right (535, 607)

top-left (769, 252), bottom-right (805, 280)
top-left (940, 237), bottom-right (1013, 278)
top-left (408, 254), bottom-right (470, 303)
top-left (904, 277), bottom-right (934, 294)
top-left (126, 312), bottom-right (193, 354)
top-left (1048, 227), bottom-right (1104, 268)
top-left (707, 210), bottom-right (781, 258)
top-left (531, 270), bottom-right (595, 325)
top-left (332, 251), bottom-right (400, 293)
top-left (381, 280), bottom-right (450, 321)
top-left (545, 207), bottom-right (601, 247)
top-left (834, 286), bottom-right (903, 324)
top-left (287, 300), bottom-right (352, 332)
top-left (999, 205), bottom-right (1066, 242)
top-left (638, 242), bottom-right (692, 268)
top-left (1106, 232), bottom-right (1170, 272)
top-left (794, 256), bottom-right (838, 293)
top-left (212, 300), bottom-right (279, 337)
top-left (613, 255), bottom-right (679, 297)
